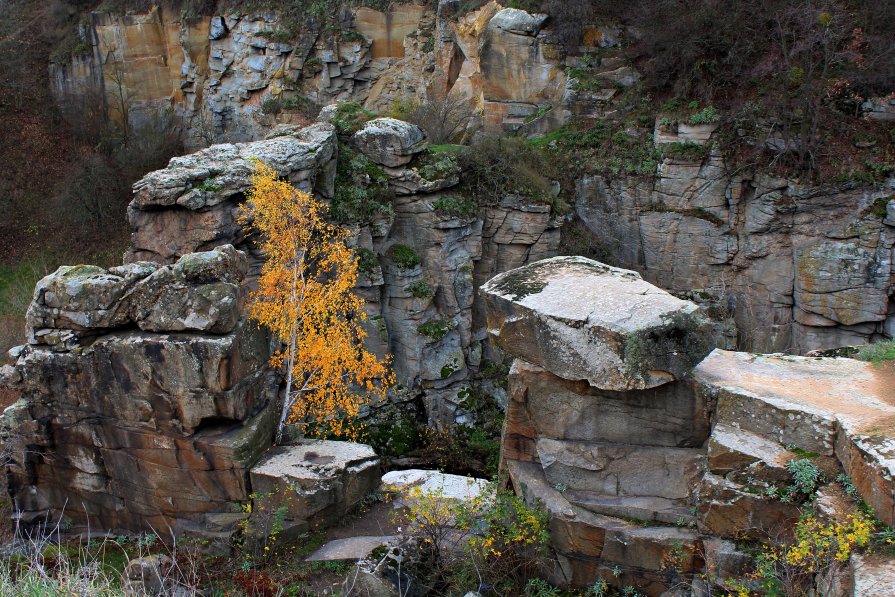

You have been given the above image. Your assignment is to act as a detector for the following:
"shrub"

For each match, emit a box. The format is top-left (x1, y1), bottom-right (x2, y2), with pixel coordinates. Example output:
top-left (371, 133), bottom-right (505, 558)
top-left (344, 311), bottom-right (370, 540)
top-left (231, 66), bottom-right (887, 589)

top-left (417, 318), bottom-right (453, 341)
top-left (688, 105), bottom-right (720, 125)
top-left (786, 458), bottom-right (824, 497)
top-left (390, 481), bottom-right (550, 594)
top-left (417, 151), bottom-right (460, 182)
top-left (389, 244), bottom-right (420, 269)
top-left (390, 92), bottom-right (472, 144)
top-left (355, 248), bottom-right (379, 275)
top-left (726, 512), bottom-right (873, 597)
top-left (459, 136), bottom-right (557, 208)
top-left (331, 101), bottom-right (374, 137)
top-left (331, 146), bottom-right (393, 223)
top-left (542, 0), bottom-right (595, 52)
top-left (405, 280), bottom-right (434, 299)
top-left (431, 195), bottom-right (477, 219)
top-left (855, 340), bottom-right (895, 364)
top-left (660, 142), bottom-right (710, 162)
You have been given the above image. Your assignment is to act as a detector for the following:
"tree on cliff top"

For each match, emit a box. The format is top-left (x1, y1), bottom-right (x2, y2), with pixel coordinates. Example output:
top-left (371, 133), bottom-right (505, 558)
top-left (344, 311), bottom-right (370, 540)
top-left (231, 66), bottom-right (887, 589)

top-left (239, 161), bottom-right (394, 442)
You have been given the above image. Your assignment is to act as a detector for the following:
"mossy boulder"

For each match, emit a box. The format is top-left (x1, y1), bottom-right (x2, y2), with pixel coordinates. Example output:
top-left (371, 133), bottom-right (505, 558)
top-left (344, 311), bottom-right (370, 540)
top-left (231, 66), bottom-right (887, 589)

top-left (480, 256), bottom-right (714, 390)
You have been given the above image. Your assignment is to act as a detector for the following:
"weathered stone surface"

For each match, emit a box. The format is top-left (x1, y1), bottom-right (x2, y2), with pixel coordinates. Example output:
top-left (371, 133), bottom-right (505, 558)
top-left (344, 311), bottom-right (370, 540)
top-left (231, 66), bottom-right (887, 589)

top-left (851, 554), bottom-right (895, 597)
top-left (249, 441), bottom-right (380, 534)
top-left (696, 473), bottom-right (801, 540)
top-left (306, 536), bottom-right (397, 562)
top-left (2, 319), bottom-right (278, 533)
top-left (503, 360), bottom-right (710, 460)
top-left (488, 8), bottom-right (548, 36)
top-left (694, 350), bottom-right (895, 527)
top-left (538, 438), bottom-right (703, 500)
top-left (352, 118), bottom-right (427, 168)
top-left (381, 469), bottom-right (488, 504)
top-left (26, 246), bottom-right (246, 343)
top-left (482, 256), bottom-right (714, 390)
top-left (707, 424), bottom-right (794, 484)
top-left (576, 166), bottom-right (895, 353)
top-left (127, 127), bottom-right (337, 263)
top-left (507, 460), bottom-right (700, 597)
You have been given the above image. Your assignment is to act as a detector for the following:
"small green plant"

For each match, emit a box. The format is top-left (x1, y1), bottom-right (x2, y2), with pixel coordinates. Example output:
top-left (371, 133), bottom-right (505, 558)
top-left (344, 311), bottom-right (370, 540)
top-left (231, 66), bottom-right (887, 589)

top-left (406, 280), bottom-right (434, 299)
top-left (256, 28), bottom-right (293, 44)
top-left (787, 458), bottom-right (823, 496)
top-left (389, 244), bottom-right (421, 269)
top-left (355, 248), bottom-right (379, 275)
top-left (660, 141), bottom-right (709, 162)
top-left (431, 195), bottom-right (477, 218)
top-left (837, 473), bottom-right (859, 498)
top-left (195, 177), bottom-right (221, 192)
top-left (855, 340), bottom-right (895, 364)
top-left (586, 578), bottom-right (609, 597)
top-left (332, 146), bottom-right (393, 223)
top-left (418, 318), bottom-right (453, 341)
top-left (261, 97), bottom-right (283, 116)
top-left (331, 100), bottom-right (374, 137)
top-left (417, 151), bottom-right (459, 181)
top-left (688, 105), bottom-right (720, 125)
top-left (552, 482), bottom-right (568, 493)
top-left (525, 577), bottom-right (561, 596)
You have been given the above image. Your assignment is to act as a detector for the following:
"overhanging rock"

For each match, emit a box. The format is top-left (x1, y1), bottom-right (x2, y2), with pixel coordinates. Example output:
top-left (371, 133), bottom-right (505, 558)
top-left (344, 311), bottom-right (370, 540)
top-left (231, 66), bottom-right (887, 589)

top-left (481, 256), bottom-right (714, 390)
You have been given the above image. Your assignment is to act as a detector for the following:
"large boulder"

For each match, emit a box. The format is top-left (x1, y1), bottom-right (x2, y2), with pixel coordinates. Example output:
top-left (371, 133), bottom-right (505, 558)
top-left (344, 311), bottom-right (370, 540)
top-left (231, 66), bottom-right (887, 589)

top-left (694, 349), bottom-right (895, 528)
top-left (481, 256), bottom-right (714, 390)
top-left (127, 124), bottom-right (338, 263)
top-left (248, 441), bottom-right (381, 538)
top-left (26, 245), bottom-right (247, 344)
top-left (132, 123), bottom-right (338, 210)
top-left (352, 118), bottom-right (427, 168)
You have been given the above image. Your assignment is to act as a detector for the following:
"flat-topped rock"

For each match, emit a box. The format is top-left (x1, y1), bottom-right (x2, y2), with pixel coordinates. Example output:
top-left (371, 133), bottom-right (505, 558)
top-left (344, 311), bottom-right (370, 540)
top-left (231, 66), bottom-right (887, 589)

top-left (381, 469), bottom-right (488, 504)
top-left (306, 536), bottom-right (397, 562)
top-left (352, 118), bottom-right (427, 168)
top-left (248, 441), bottom-right (380, 536)
top-left (481, 256), bottom-right (714, 390)
top-left (695, 349), bottom-right (895, 527)
top-left (132, 123), bottom-right (337, 209)
top-left (26, 245), bottom-right (247, 344)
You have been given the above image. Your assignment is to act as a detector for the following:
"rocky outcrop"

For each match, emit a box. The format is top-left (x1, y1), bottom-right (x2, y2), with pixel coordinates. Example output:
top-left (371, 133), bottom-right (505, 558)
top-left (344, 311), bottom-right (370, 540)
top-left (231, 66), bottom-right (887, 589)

top-left (577, 156), bottom-right (895, 354)
top-left (126, 123), bottom-right (338, 264)
top-left (352, 118), bottom-right (428, 167)
top-left (247, 441), bottom-right (380, 540)
top-left (486, 257), bottom-right (895, 595)
top-left (481, 256), bottom-right (713, 390)
top-left (1, 246), bottom-right (279, 536)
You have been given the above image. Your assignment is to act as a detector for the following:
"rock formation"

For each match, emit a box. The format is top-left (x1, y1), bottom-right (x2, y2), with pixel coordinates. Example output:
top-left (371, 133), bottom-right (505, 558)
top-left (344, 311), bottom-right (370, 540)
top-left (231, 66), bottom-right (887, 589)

top-left (484, 257), bottom-right (895, 595)
top-left (1, 246), bottom-right (279, 536)
top-left (576, 148), bottom-right (895, 354)
top-left (46, 1), bottom-right (894, 353)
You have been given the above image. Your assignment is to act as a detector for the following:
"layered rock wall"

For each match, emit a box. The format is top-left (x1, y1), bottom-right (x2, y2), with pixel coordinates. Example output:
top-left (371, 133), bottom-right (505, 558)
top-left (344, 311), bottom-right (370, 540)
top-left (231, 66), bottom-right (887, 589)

top-left (0, 247), bottom-right (279, 535)
top-left (577, 152), bottom-right (895, 353)
top-left (484, 257), bottom-right (895, 595)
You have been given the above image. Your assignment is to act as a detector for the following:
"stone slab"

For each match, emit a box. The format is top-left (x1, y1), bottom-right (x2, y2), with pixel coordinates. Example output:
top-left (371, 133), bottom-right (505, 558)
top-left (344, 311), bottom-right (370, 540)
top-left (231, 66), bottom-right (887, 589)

top-left (306, 536), bottom-right (397, 562)
top-left (481, 256), bottom-right (714, 390)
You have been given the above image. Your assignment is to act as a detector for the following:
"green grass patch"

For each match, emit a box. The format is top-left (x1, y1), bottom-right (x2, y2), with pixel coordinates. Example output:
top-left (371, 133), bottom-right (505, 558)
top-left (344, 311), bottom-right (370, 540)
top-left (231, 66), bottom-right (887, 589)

top-left (855, 340), bottom-right (895, 364)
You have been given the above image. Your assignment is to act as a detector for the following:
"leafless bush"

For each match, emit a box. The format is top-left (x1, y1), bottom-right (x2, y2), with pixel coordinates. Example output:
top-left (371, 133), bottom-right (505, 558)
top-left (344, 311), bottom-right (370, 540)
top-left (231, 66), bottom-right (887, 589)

top-left (392, 92), bottom-right (474, 144)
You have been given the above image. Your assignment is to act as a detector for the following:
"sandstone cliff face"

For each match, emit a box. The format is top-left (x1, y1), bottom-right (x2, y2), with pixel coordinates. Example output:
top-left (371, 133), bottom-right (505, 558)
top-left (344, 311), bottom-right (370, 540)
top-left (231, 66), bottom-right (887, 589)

top-left (123, 116), bottom-right (558, 426)
top-left (577, 154), bottom-right (895, 353)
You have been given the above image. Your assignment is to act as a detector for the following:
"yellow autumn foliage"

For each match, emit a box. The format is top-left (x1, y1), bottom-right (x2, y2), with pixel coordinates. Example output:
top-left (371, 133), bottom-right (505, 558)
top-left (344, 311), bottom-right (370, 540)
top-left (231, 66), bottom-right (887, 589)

top-left (239, 161), bottom-right (394, 441)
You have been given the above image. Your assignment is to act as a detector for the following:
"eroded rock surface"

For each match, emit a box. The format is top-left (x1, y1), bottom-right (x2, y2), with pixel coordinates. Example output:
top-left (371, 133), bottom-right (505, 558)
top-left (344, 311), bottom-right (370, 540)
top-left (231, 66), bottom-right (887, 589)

top-left (248, 441), bottom-right (380, 538)
top-left (485, 259), bottom-right (895, 594)
top-left (2, 245), bottom-right (280, 535)
top-left (127, 124), bottom-right (337, 264)
top-left (481, 256), bottom-right (714, 390)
